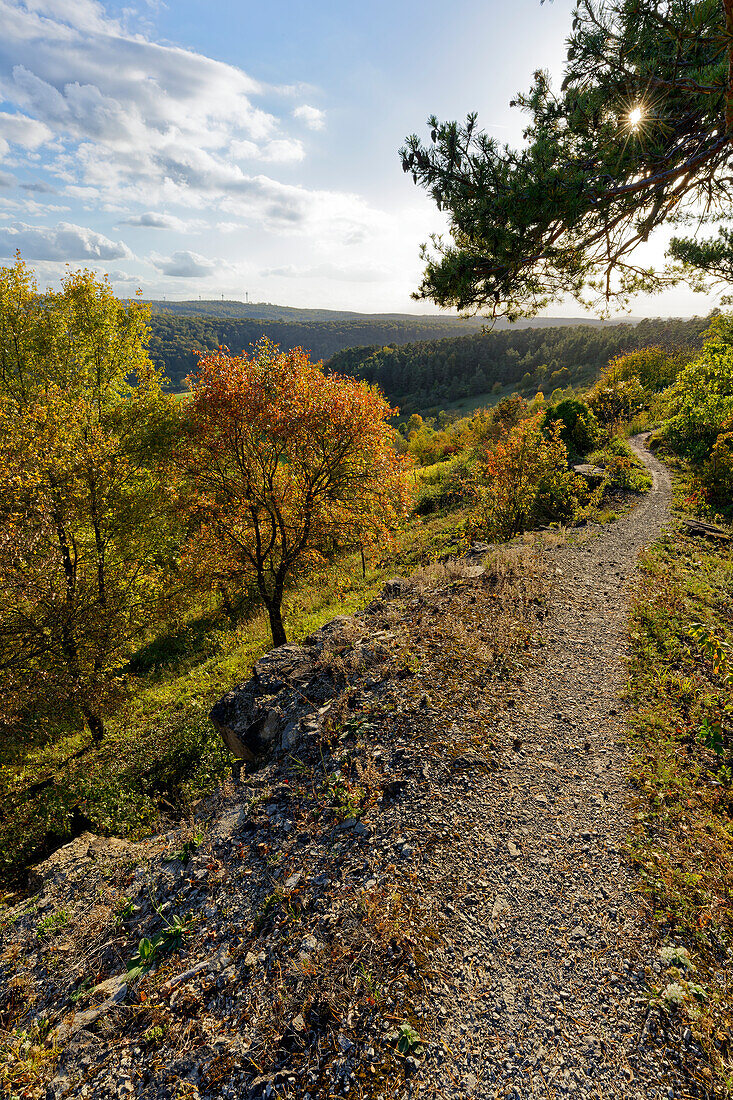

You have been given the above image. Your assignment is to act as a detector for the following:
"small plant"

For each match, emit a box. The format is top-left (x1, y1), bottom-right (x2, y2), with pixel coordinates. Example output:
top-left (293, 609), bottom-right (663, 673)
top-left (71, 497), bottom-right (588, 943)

top-left (690, 623), bottom-right (733, 781)
top-left (659, 944), bottom-right (695, 972)
top-left (35, 910), bottom-right (68, 940)
top-left (390, 1021), bottom-right (424, 1057)
top-left (114, 896), bottom-right (139, 928)
top-left (126, 914), bottom-right (191, 979)
top-left (164, 834), bottom-right (203, 863)
top-left (143, 1024), bottom-right (166, 1044)
top-left (357, 963), bottom-right (383, 1003)
top-left (661, 982), bottom-right (687, 1010)
top-left (69, 976), bottom-right (95, 1005)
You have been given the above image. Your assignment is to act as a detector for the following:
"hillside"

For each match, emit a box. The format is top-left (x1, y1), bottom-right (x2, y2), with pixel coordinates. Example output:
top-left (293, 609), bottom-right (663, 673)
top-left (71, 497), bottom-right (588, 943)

top-left (147, 313), bottom-right (484, 389)
top-left (141, 298), bottom-right (612, 325)
top-left (148, 310), bottom-right (709, 397)
top-left (1, 449), bottom-right (723, 1099)
top-left (328, 315), bottom-right (711, 413)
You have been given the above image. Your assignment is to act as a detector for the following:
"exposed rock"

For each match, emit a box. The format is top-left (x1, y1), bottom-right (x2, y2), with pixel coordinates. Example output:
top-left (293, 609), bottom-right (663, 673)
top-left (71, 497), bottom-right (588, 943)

top-left (27, 832), bottom-right (134, 893)
top-left (209, 614), bottom-right (384, 762)
top-left (572, 462), bottom-right (606, 482)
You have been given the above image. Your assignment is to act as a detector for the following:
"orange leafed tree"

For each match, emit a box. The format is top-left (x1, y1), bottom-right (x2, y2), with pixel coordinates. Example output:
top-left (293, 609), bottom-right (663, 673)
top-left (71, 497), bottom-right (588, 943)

top-left (178, 339), bottom-right (412, 646)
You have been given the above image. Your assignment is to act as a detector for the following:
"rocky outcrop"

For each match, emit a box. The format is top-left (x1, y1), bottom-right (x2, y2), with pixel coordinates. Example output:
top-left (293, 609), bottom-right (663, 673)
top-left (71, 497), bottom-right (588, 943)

top-left (27, 831), bottom-right (136, 893)
top-left (572, 462), bottom-right (606, 483)
top-left (209, 614), bottom-right (377, 763)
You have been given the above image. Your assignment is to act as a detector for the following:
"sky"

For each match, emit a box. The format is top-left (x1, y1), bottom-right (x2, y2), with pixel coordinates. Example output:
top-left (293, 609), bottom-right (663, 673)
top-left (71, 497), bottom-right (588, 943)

top-left (0, 0), bottom-right (721, 317)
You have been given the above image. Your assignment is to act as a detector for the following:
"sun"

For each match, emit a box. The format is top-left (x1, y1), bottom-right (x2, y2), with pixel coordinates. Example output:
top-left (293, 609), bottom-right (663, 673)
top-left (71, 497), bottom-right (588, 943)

top-left (628, 106), bottom-right (643, 129)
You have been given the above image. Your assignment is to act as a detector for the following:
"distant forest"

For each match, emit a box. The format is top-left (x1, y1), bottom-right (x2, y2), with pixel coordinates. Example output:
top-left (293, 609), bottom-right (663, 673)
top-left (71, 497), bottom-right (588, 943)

top-left (327, 316), bottom-right (712, 413)
top-left (148, 314), bottom-right (487, 388)
top-left (148, 310), bottom-right (712, 410)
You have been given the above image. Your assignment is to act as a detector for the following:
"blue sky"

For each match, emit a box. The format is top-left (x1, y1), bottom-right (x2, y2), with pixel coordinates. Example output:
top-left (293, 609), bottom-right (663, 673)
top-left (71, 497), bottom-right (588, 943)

top-left (0, 0), bottom-right (719, 315)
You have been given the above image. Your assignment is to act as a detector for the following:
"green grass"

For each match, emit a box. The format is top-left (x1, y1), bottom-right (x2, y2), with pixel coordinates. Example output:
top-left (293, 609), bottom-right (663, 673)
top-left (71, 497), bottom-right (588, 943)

top-left (0, 508), bottom-right (468, 892)
top-left (626, 455), bottom-right (733, 1082)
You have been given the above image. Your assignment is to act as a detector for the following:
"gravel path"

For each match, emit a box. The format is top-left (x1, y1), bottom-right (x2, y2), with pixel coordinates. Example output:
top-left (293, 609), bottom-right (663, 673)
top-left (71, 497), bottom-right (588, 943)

top-left (7, 438), bottom-right (713, 1100)
top-left (407, 438), bottom-right (709, 1099)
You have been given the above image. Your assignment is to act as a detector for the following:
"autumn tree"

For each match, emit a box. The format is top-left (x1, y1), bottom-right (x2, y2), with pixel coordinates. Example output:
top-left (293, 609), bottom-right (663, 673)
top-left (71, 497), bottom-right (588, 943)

top-left (177, 339), bottom-right (412, 647)
top-left (0, 255), bottom-right (178, 741)
top-left (468, 415), bottom-right (586, 538)
top-left (401, 0), bottom-right (733, 317)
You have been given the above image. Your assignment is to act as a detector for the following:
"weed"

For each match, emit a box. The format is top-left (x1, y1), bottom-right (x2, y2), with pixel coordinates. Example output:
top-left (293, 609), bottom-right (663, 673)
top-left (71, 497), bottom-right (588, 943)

top-left (34, 910), bottom-right (68, 940)
top-left (126, 914), bottom-right (191, 979)
top-left (390, 1021), bottom-right (424, 1057)
top-left (164, 834), bottom-right (203, 864)
top-left (114, 896), bottom-right (139, 927)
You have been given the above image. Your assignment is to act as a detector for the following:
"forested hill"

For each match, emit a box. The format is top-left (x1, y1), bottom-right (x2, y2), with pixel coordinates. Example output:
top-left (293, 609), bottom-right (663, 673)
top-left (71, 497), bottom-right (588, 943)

top-left (147, 304), bottom-right (619, 389)
top-left (326, 315), bottom-right (711, 414)
top-left (148, 314), bottom-right (484, 388)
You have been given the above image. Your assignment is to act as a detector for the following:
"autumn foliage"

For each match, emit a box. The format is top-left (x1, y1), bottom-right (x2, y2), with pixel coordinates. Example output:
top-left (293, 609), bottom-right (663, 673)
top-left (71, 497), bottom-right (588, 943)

top-left (177, 339), bottom-right (412, 646)
top-left (467, 414), bottom-right (586, 539)
top-left (0, 256), bottom-right (177, 741)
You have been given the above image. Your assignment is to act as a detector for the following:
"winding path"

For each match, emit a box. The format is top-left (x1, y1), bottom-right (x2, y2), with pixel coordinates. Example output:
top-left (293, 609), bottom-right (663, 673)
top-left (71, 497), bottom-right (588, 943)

top-left (411, 440), bottom-right (706, 1099)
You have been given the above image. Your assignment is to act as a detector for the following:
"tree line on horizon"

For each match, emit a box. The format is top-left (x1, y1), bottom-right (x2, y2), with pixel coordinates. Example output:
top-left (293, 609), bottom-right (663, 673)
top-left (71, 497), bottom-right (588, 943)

top-left (328, 316), bottom-right (711, 413)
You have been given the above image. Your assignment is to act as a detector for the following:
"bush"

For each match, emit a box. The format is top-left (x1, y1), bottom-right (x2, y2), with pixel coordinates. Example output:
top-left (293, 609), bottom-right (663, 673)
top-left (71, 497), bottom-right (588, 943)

top-left (587, 376), bottom-right (647, 426)
top-left (468, 415), bottom-right (587, 539)
top-left (664, 338), bottom-right (733, 460)
top-left (541, 399), bottom-right (600, 456)
top-left (414, 457), bottom-right (469, 515)
top-left (607, 346), bottom-right (687, 391)
top-left (700, 429), bottom-right (733, 515)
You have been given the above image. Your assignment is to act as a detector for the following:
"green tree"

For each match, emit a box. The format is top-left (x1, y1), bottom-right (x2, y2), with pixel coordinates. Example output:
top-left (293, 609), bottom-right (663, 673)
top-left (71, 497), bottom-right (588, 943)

top-left (665, 335), bottom-right (733, 459)
top-left (542, 398), bottom-right (600, 455)
top-left (0, 256), bottom-right (177, 741)
top-left (401, 1), bottom-right (733, 318)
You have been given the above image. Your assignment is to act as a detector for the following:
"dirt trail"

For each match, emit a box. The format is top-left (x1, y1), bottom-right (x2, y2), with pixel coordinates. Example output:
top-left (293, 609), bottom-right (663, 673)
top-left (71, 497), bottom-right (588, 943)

top-left (410, 438), bottom-right (707, 1099)
top-left (5, 439), bottom-right (710, 1100)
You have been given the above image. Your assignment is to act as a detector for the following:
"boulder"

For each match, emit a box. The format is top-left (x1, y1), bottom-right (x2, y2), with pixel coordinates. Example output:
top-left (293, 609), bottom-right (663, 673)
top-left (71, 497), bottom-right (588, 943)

top-left (572, 463), bottom-right (606, 483)
top-left (210, 615), bottom-right (364, 763)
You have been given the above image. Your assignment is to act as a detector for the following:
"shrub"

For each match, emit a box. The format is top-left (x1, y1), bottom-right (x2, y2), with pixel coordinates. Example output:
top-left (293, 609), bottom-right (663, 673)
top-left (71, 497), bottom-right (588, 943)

top-left (541, 398), bottom-right (600, 456)
top-left (607, 346), bottom-right (687, 391)
top-left (587, 376), bottom-right (647, 426)
top-left (468, 415), bottom-right (586, 539)
top-left (664, 338), bottom-right (733, 461)
top-left (700, 428), bottom-right (733, 515)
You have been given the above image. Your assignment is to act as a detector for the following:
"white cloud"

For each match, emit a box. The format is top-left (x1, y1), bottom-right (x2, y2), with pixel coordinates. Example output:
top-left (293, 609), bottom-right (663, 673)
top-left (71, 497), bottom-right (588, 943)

top-left (0, 219), bottom-right (131, 259)
top-left (150, 249), bottom-right (215, 277)
top-left (230, 137), bottom-right (305, 164)
top-left (0, 3), bottom-right (386, 250)
top-left (0, 110), bottom-right (52, 148)
top-left (121, 211), bottom-right (189, 230)
top-left (293, 104), bottom-right (325, 131)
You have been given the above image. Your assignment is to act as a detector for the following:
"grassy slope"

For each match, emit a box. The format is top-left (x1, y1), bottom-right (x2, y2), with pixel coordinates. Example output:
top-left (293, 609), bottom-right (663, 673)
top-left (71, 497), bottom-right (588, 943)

top-left (0, 504), bottom-right (467, 893)
top-left (626, 453), bottom-right (733, 1084)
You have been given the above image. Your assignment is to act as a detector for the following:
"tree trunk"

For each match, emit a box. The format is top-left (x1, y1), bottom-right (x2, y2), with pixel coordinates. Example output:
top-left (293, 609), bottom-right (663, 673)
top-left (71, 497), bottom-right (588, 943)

top-left (266, 600), bottom-right (288, 647)
top-left (82, 708), bottom-right (105, 743)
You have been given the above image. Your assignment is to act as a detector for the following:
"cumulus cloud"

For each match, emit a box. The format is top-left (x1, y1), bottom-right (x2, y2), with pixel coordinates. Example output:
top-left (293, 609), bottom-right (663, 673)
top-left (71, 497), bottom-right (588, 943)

top-left (0, 3), bottom-right (385, 249)
top-left (0, 110), bottom-right (53, 148)
top-left (0, 220), bottom-right (131, 260)
top-left (292, 105), bottom-right (325, 131)
top-left (150, 249), bottom-right (215, 277)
